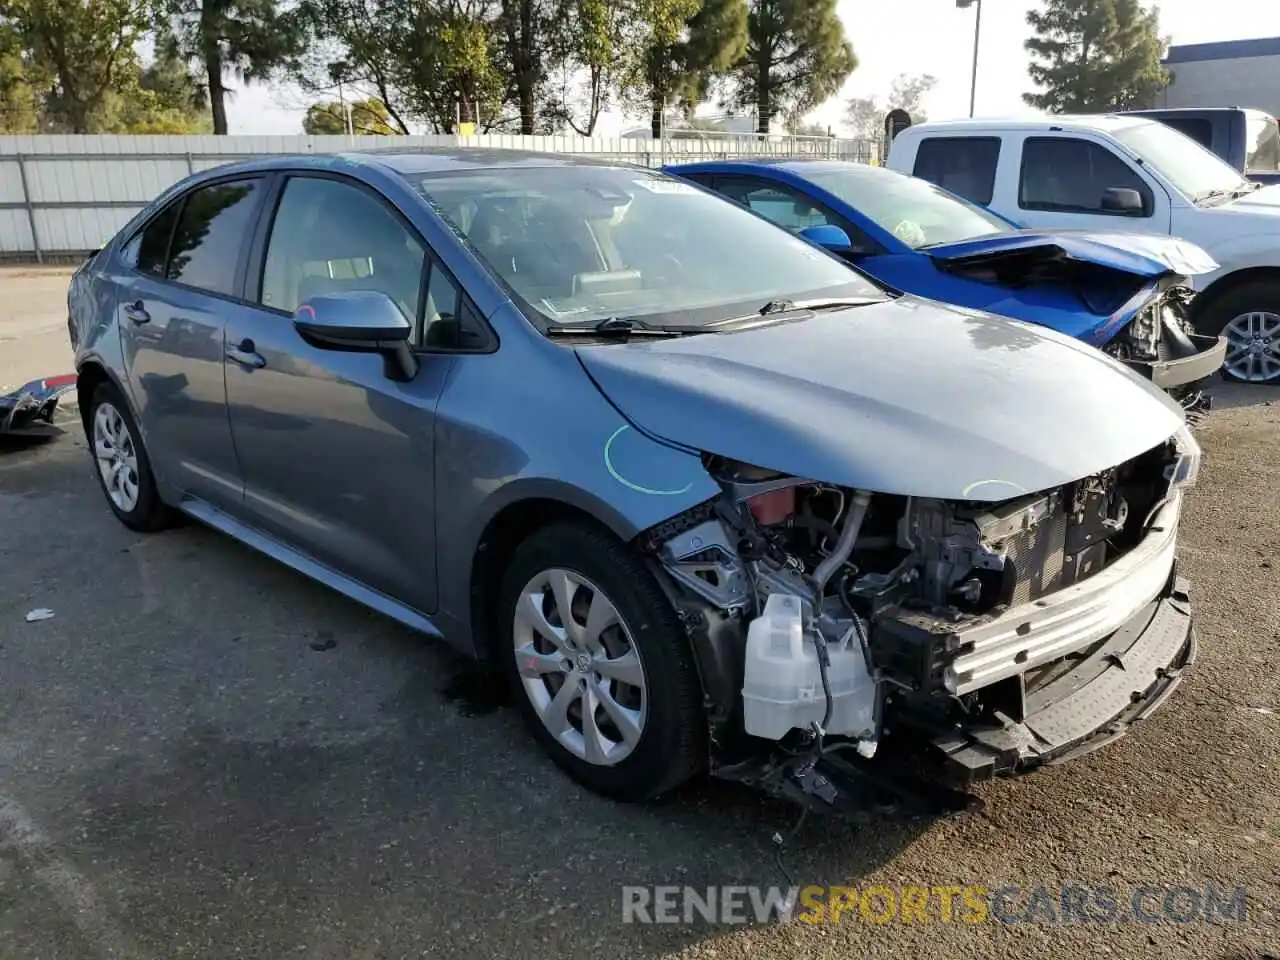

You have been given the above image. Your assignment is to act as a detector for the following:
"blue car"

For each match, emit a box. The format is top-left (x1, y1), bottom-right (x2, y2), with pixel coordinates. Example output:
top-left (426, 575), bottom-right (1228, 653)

top-left (666, 159), bottom-right (1227, 408)
top-left (67, 151), bottom-right (1200, 809)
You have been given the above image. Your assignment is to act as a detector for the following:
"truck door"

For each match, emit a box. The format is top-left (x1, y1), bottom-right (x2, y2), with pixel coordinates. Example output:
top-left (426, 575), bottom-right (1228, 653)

top-left (1004, 133), bottom-right (1172, 235)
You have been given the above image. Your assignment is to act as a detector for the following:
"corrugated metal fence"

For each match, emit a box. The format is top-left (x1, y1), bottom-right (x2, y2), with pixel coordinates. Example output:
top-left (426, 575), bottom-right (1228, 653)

top-left (0, 132), bottom-right (878, 261)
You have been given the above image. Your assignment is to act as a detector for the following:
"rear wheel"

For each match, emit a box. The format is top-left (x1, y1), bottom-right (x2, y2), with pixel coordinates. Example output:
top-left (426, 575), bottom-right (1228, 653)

top-left (1196, 281), bottom-right (1280, 383)
top-left (498, 521), bottom-right (705, 800)
top-left (88, 382), bottom-right (175, 532)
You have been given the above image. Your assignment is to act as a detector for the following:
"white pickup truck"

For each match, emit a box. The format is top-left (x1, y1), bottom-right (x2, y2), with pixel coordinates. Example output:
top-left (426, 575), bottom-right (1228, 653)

top-left (886, 114), bottom-right (1280, 384)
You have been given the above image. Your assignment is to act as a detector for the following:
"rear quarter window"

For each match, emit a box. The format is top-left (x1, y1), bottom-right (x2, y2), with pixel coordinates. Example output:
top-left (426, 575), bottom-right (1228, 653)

top-left (912, 137), bottom-right (1001, 205)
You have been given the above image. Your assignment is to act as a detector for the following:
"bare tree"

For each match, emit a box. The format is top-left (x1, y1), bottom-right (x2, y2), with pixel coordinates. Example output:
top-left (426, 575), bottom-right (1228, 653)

top-left (843, 71), bottom-right (935, 137)
top-left (843, 94), bottom-right (878, 138)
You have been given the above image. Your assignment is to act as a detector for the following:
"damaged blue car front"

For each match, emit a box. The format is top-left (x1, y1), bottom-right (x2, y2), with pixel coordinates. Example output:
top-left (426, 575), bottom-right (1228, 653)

top-left (666, 159), bottom-right (1227, 411)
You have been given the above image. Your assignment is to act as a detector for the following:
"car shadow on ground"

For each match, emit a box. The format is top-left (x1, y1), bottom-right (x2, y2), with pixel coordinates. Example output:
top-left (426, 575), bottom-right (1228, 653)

top-left (1206, 378), bottom-right (1278, 412)
top-left (66, 616), bottom-right (954, 958)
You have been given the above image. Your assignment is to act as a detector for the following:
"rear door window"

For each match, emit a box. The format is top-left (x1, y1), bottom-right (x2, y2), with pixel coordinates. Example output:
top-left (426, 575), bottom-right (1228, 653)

top-left (165, 179), bottom-right (263, 296)
top-left (1160, 117), bottom-right (1214, 150)
top-left (912, 137), bottom-right (1001, 205)
top-left (127, 201), bottom-right (181, 277)
top-left (1018, 137), bottom-right (1152, 214)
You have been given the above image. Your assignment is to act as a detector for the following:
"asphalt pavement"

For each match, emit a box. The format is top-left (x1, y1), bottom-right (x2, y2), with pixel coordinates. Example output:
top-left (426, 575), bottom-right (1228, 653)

top-left (1, 267), bottom-right (1278, 959)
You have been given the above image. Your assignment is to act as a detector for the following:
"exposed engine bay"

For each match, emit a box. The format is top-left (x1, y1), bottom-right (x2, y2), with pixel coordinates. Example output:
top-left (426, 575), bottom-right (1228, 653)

top-left (643, 427), bottom-right (1201, 807)
top-left (1104, 285), bottom-right (1199, 365)
top-left (1103, 284), bottom-right (1221, 419)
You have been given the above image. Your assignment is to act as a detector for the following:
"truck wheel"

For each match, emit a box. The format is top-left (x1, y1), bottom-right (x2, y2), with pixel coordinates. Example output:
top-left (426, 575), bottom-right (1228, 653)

top-left (1196, 281), bottom-right (1280, 383)
top-left (498, 521), bottom-right (706, 800)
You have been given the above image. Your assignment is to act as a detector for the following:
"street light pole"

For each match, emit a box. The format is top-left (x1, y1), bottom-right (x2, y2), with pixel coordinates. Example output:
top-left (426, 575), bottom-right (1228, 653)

top-left (957, 0), bottom-right (982, 117)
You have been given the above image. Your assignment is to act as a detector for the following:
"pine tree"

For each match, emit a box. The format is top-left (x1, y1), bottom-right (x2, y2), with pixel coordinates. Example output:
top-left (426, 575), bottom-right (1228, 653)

top-left (1024, 0), bottom-right (1170, 112)
top-left (731, 0), bottom-right (855, 134)
top-left (163, 0), bottom-right (309, 134)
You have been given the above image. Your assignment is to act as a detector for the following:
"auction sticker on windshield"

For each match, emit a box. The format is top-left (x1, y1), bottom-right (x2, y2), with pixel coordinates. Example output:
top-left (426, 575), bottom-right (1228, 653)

top-left (633, 179), bottom-right (701, 195)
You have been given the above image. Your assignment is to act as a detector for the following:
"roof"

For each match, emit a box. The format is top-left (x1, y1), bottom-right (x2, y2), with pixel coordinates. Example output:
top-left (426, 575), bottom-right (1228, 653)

top-left (1165, 37), bottom-right (1280, 64)
top-left (895, 114), bottom-right (1154, 136)
top-left (176, 148), bottom-right (649, 182)
top-left (666, 157), bottom-right (891, 177)
top-left (371, 149), bottom-right (646, 175)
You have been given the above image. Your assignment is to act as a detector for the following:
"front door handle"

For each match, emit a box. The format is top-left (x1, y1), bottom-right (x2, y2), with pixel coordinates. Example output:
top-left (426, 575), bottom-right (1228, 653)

top-left (123, 301), bottom-right (150, 325)
top-left (226, 338), bottom-right (266, 369)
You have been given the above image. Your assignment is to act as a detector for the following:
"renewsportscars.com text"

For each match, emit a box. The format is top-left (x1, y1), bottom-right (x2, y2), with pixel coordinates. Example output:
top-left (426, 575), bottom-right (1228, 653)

top-left (621, 884), bottom-right (1249, 926)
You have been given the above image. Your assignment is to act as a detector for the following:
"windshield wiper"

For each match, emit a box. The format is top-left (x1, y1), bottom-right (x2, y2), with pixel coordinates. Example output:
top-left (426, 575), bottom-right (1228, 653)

top-left (1230, 181), bottom-right (1263, 198)
top-left (545, 315), bottom-right (695, 339)
top-left (1194, 188), bottom-right (1230, 205)
top-left (707, 295), bottom-right (884, 328)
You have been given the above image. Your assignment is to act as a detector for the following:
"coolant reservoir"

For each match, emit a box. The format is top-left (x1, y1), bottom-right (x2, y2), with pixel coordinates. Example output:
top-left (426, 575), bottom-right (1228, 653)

top-left (742, 593), bottom-right (878, 743)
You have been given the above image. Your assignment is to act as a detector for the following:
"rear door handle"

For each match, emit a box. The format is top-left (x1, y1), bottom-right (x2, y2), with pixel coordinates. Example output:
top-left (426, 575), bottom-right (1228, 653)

top-left (123, 301), bottom-right (150, 324)
top-left (226, 338), bottom-right (266, 369)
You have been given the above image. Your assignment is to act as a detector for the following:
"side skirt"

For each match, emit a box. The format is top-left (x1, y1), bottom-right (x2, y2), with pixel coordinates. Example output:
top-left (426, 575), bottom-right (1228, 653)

top-left (178, 496), bottom-right (444, 640)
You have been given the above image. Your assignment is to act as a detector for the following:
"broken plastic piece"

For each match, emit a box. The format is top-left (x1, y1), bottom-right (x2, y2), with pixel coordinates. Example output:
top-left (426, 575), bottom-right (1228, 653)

top-left (24, 608), bottom-right (55, 622)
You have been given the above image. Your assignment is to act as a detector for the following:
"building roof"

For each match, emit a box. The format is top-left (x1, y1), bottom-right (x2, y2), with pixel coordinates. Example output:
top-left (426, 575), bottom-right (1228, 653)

top-left (1165, 37), bottom-right (1280, 64)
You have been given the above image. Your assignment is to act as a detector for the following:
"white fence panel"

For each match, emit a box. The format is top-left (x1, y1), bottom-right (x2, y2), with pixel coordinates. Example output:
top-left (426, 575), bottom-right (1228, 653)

top-left (0, 132), bottom-right (878, 260)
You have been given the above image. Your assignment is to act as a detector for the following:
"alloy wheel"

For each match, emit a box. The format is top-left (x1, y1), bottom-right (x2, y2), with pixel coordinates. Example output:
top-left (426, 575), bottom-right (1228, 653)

top-left (1223, 311), bottom-right (1280, 382)
top-left (512, 568), bottom-right (648, 766)
top-left (93, 401), bottom-right (140, 512)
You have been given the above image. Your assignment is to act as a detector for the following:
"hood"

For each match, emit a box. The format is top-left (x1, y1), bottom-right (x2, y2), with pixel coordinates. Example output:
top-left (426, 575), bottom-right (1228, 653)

top-left (576, 297), bottom-right (1185, 502)
top-left (923, 230), bottom-right (1217, 278)
top-left (1223, 182), bottom-right (1280, 211)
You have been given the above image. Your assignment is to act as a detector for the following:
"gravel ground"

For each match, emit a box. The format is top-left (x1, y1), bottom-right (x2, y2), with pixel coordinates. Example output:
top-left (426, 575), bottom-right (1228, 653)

top-left (1, 267), bottom-right (1277, 959)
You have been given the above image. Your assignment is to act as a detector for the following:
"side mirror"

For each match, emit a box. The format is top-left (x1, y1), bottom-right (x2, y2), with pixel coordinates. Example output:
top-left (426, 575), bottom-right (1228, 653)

top-left (293, 290), bottom-right (418, 381)
top-left (1101, 187), bottom-right (1145, 214)
top-left (799, 224), bottom-right (853, 252)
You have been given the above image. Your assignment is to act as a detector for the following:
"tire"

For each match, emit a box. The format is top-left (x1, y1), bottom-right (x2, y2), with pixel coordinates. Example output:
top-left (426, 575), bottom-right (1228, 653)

top-left (87, 382), bottom-right (175, 532)
top-left (497, 521), bottom-right (706, 800)
top-left (1195, 280), bottom-right (1280, 384)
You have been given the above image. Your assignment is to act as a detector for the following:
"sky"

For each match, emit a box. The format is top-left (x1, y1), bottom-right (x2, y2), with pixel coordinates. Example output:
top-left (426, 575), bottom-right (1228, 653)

top-left (224, 0), bottom-right (1280, 136)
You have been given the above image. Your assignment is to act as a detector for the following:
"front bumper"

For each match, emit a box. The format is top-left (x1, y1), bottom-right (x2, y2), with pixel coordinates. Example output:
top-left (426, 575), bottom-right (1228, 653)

top-left (1125, 333), bottom-right (1226, 391)
top-left (929, 569), bottom-right (1195, 783)
top-left (0, 376), bottom-right (77, 438)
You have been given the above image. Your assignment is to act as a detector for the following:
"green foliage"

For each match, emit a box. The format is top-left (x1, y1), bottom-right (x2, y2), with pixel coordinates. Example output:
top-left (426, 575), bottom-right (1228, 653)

top-left (545, 0), bottom-right (627, 134)
top-left (731, 0), bottom-right (855, 133)
top-left (302, 97), bottom-right (396, 134)
top-left (162, 0), bottom-right (309, 133)
top-left (299, 0), bottom-right (504, 133)
top-left (0, 23), bottom-right (42, 131)
top-left (0, 1), bottom-right (210, 132)
top-left (620, 0), bottom-right (747, 137)
top-left (1024, 0), bottom-right (1170, 112)
top-left (494, 0), bottom-right (562, 134)
top-left (3, 0), bottom-right (154, 132)
top-left (2, 0), bottom-right (863, 139)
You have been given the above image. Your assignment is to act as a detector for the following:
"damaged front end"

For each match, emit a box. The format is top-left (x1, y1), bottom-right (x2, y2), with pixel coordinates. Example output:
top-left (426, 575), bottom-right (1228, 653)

top-left (929, 236), bottom-right (1225, 421)
top-left (1100, 282), bottom-right (1224, 422)
top-left (641, 429), bottom-right (1201, 815)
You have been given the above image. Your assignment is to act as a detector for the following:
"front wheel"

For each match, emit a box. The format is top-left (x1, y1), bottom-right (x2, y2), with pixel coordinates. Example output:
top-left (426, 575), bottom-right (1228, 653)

top-left (498, 521), bottom-right (706, 801)
top-left (1196, 281), bottom-right (1280, 383)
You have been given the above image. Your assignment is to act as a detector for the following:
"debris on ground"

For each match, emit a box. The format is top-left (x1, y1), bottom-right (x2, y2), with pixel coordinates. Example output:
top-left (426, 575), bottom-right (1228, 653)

top-left (24, 608), bottom-right (55, 622)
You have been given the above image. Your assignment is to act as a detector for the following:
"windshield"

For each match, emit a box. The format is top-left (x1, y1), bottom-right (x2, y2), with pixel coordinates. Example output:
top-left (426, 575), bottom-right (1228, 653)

top-left (1111, 119), bottom-right (1247, 199)
top-left (411, 166), bottom-right (882, 329)
top-left (803, 165), bottom-right (1012, 248)
top-left (1246, 111), bottom-right (1280, 173)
